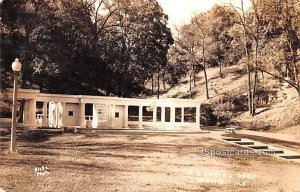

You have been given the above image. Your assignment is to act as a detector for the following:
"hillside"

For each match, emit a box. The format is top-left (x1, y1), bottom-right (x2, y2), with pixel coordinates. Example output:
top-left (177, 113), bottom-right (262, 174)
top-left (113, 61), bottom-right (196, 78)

top-left (160, 64), bottom-right (300, 136)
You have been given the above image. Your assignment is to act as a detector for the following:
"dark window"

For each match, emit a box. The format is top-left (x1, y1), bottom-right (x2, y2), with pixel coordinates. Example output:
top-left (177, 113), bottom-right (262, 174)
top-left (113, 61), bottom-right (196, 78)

top-left (165, 107), bottom-right (170, 122)
top-left (85, 103), bottom-right (93, 116)
top-left (184, 107), bottom-right (196, 123)
top-left (142, 106), bottom-right (153, 122)
top-left (175, 108), bottom-right (182, 122)
top-left (156, 107), bottom-right (161, 122)
top-left (115, 112), bottom-right (119, 118)
top-left (128, 106), bottom-right (139, 121)
top-left (68, 111), bottom-right (74, 116)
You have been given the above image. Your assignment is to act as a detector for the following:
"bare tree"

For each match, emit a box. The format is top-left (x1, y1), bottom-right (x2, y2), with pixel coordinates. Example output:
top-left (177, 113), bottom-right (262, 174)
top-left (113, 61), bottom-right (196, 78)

top-left (192, 15), bottom-right (210, 100)
top-left (229, 0), bottom-right (253, 116)
top-left (174, 25), bottom-right (197, 98)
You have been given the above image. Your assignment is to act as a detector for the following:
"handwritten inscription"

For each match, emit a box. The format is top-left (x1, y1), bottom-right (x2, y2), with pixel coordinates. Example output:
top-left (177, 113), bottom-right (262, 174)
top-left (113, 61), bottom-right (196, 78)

top-left (95, 104), bottom-right (108, 122)
top-left (189, 170), bottom-right (256, 187)
top-left (34, 166), bottom-right (50, 177)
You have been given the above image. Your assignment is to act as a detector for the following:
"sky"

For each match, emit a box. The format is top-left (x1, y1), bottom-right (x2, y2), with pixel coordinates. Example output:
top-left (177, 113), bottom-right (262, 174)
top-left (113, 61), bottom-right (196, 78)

top-left (156, 0), bottom-right (251, 29)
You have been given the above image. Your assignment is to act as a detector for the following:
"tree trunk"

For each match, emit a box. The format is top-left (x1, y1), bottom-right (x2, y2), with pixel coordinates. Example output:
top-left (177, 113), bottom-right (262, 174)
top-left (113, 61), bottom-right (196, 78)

top-left (151, 75), bottom-right (154, 96)
top-left (203, 67), bottom-right (209, 100)
top-left (192, 64), bottom-right (196, 87)
top-left (251, 71), bottom-right (258, 116)
top-left (106, 80), bottom-right (110, 96)
top-left (162, 72), bottom-right (166, 91)
top-left (292, 53), bottom-right (299, 86)
top-left (189, 74), bottom-right (192, 99)
top-left (251, 40), bottom-right (259, 116)
top-left (246, 64), bottom-right (253, 115)
top-left (157, 73), bottom-right (160, 99)
top-left (21, 27), bottom-right (32, 89)
top-left (286, 64), bottom-right (289, 79)
top-left (122, 64), bottom-right (128, 97)
top-left (239, 0), bottom-right (253, 116)
top-left (283, 1), bottom-right (299, 86)
top-left (219, 58), bottom-right (223, 78)
top-left (202, 39), bottom-right (209, 100)
top-left (298, 89), bottom-right (300, 108)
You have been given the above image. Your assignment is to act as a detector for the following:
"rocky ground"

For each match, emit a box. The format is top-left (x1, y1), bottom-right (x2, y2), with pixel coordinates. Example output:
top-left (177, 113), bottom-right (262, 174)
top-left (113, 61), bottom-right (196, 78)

top-left (1, 129), bottom-right (300, 192)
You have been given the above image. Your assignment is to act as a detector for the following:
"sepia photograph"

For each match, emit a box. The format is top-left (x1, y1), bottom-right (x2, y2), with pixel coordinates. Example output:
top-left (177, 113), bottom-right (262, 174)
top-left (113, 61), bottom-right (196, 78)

top-left (0, 0), bottom-right (300, 191)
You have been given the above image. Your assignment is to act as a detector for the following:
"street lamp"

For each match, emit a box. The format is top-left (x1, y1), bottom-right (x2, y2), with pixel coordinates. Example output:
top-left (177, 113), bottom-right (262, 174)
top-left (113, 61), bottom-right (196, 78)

top-left (11, 58), bottom-right (22, 152)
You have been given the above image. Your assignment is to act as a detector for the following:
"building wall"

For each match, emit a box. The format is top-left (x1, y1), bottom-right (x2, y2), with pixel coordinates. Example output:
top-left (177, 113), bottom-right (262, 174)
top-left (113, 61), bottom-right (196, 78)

top-left (1, 89), bottom-right (201, 130)
top-left (48, 102), bottom-right (57, 128)
top-left (114, 105), bottom-right (124, 128)
top-left (92, 104), bottom-right (109, 128)
top-left (64, 103), bottom-right (78, 127)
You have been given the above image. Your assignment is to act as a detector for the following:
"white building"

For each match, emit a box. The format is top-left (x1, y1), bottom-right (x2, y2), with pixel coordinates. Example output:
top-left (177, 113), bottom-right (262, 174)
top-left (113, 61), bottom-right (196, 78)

top-left (0, 89), bottom-right (201, 130)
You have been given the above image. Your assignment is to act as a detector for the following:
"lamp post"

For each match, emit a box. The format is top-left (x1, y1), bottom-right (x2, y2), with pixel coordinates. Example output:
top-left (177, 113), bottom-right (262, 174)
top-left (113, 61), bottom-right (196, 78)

top-left (11, 58), bottom-right (22, 152)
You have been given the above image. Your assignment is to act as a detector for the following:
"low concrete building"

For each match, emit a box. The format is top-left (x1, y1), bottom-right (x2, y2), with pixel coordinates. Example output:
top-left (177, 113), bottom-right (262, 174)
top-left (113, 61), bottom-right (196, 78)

top-left (0, 89), bottom-right (201, 130)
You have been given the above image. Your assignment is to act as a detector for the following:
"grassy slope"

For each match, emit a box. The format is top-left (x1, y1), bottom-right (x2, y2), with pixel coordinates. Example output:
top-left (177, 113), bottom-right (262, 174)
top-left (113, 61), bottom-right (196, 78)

top-left (161, 64), bottom-right (300, 134)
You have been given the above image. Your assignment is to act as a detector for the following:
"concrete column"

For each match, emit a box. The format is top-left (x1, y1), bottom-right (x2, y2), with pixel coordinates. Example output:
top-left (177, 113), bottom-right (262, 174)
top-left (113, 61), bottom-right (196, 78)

top-left (28, 99), bottom-right (37, 127)
top-left (62, 102), bottom-right (66, 127)
top-left (92, 104), bottom-right (98, 128)
top-left (32, 99), bottom-right (36, 125)
top-left (110, 104), bottom-right (115, 128)
top-left (123, 105), bottom-right (128, 128)
top-left (196, 105), bottom-right (200, 129)
top-left (161, 107), bottom-right (165, 129)
top-left (49, 102), bottom-right (58, 128)
top-left (57, 102), bottom-right (65, 128)
top-left (42, 101), bottom-right (48, 126)
top-left (106, 104), bottom-right (110, 128)
top-left (181, 107), bottom-right (184, 123)
top-left (78, 102), bottom-right (85, 127)
top-left (153, 106), bottom-right (157, 128)
top-left (170, 106), bottom-right (175, 128)
top-left (138, 105), bottom-right (143, 128)
top-left (23, 100), bottom-right (28, 125)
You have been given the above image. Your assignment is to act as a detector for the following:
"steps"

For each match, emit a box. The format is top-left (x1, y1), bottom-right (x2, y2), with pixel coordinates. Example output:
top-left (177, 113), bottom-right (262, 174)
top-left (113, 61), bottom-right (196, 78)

top-left (222, 137), bottom-right (300, 162)
top-left (279, 155), bottom-right (300, 159)
top-left (249, 146), bottom-right (269, 149)
top-left (223, 138), bottom-right (241, 142)
top-left (234, 141), bottom-right (254, 145)
top-left (261, 149), bottom-right (284, 154)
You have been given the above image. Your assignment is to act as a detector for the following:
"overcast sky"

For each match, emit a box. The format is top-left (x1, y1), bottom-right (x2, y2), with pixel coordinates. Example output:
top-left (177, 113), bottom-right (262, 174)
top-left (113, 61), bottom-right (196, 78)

top-left (157, 0), bottom-right (251, 29)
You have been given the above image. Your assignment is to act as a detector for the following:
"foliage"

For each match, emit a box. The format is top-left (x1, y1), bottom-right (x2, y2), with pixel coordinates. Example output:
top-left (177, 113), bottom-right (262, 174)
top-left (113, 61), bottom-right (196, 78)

top-left (1, 0), bottom-right (300, 107)
top-left (0, 0), bottom-right (173, 96)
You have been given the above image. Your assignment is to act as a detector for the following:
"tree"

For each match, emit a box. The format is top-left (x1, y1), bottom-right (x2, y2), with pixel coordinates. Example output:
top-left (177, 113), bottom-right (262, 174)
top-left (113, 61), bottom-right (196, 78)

top-left (96, 0), bottom-right (173, 97)
top-left (1, 0), bottom-right (173, 97)
top-left (206, 5), bottom-right (238, 78)
top-left (174, 24), bottom-right (197, 98)
top-left (192, 14), bottom-right (210, 99)
top-left (256, 0), bottom-right (300, 105)
top-left (173, 12), bottom-right (211, 100)
top-left (229, 0), bottom-right (257, 116)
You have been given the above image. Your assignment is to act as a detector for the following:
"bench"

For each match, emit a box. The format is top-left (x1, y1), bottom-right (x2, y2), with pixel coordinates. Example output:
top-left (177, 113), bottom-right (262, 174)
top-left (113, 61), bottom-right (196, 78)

top-left (225, 127), bottom-right (236, 133)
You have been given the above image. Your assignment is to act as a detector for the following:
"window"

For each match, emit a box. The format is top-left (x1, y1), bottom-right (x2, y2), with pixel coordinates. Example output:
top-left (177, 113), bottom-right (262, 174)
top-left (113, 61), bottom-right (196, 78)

top-left (175, 108), bottom-right (182, 122)
top-left (85, 103), bottom-right (93, 116)
top-left (68, 111), bottom-right (74, 116)
top-left (128, 106), bottom-right (139, 121)
top-left (184, 107), bottom-right (196, 123)
top-left (165, 107), bottom-right (170, 122)
top-left (115, 112), bottom-right (119, 118)
top-left (142, 106), bottom-right (153, 122)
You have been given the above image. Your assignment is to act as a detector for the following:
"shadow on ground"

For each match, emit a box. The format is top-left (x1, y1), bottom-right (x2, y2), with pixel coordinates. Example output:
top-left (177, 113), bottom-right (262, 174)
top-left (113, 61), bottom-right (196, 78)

top-left (0, 128), bottom-right (62, 143)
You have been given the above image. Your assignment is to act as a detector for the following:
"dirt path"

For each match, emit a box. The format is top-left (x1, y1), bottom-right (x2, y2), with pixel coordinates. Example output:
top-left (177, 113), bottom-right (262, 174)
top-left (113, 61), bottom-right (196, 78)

top-left (1, 130), bottom-right (300, 192)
